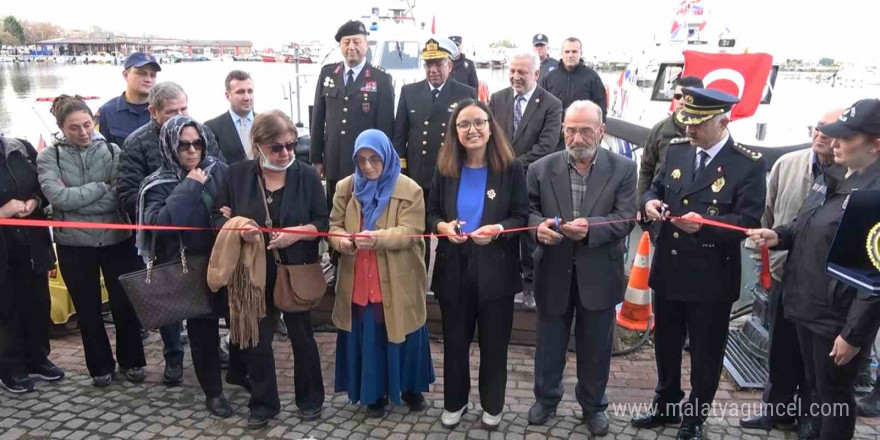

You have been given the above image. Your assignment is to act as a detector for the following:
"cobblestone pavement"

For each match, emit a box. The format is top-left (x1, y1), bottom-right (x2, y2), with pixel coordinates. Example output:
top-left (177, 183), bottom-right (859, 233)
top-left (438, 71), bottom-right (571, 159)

top-left (1, 327), bottom-right (877, 439)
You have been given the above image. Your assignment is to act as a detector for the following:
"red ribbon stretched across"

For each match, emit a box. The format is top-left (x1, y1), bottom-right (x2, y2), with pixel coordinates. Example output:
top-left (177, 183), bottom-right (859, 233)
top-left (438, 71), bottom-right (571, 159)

top-left (0, 216), bottom-right (771, 288)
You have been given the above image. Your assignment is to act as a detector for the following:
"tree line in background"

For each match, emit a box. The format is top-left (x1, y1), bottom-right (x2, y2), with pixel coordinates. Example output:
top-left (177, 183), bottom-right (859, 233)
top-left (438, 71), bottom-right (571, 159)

top-left (0, 15), bottom-right (130, 53)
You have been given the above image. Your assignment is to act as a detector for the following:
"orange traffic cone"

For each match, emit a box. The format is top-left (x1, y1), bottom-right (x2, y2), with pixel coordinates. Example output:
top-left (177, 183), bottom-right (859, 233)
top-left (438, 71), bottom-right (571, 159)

top-left (616, 231), bottom-right (653, 331)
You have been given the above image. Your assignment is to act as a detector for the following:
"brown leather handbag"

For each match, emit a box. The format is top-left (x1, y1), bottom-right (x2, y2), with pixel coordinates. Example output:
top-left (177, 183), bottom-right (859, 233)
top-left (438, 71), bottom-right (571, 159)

top-left (257, 176), bottom-right (327, 312)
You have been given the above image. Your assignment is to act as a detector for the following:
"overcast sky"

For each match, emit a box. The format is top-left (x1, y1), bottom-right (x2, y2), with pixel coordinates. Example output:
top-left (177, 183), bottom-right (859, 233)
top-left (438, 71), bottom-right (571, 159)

top-left (6, 0), bottom-right (879, 62)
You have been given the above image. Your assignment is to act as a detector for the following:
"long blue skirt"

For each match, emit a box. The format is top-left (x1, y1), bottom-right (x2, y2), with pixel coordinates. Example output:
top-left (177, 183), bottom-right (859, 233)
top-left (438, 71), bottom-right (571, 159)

top-left (335, 303), bottom-right (435, 405)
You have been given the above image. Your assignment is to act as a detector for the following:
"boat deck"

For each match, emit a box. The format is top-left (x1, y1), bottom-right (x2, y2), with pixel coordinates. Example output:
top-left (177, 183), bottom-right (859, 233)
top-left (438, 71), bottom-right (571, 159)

top-left (1, 324), bottom-right (877, 439)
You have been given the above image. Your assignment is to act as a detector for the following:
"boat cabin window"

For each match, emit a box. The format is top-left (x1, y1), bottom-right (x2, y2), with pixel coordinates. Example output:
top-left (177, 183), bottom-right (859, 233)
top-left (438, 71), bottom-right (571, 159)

top-left (376, 40), bottom-right (420, 70)
top-left (650, 62), bottom-right (779, 104)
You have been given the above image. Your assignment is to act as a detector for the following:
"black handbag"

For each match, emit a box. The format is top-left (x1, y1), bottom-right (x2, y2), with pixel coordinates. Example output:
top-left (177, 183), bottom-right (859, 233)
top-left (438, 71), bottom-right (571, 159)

top-left (118, 233), bottom-right (213, 329)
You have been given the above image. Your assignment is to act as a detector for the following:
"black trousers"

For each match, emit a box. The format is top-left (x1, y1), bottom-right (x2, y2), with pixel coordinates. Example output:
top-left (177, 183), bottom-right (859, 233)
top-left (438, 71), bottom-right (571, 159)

top-left (282, 310), bottom-right (325, 410)
top-left (326, 178), bottom-right (339, 213)
top-left (438, 246), bottom-right (514, 415)
top-left (0, 250), bottom-right (51, 378)
top-left (796, 324), bottom-right (869, 440)
top-left (187, 317), bottom-right (224, 398)
top-left (762, 279), bottom-right (811, 418)
top-left (653, 295), bottom-right (733, 422)
top-left (534, 271), bottom-right (615, 414)
top-left (56, 238), bottom-right (145, 377)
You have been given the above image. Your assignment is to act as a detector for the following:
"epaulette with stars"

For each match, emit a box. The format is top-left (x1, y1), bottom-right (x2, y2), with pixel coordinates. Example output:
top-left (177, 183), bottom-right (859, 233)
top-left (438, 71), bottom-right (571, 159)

top-left (732, 143), bottom-right (763, 161)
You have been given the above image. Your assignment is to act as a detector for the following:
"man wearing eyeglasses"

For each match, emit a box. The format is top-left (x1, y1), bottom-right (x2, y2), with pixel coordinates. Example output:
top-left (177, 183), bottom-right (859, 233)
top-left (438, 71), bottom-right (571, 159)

top-left (525, 100), bottom-right (637, 435)
top-left (393, 38), bottom-right (477, 270)
top-left (638, 76), bottom-right (704, 201)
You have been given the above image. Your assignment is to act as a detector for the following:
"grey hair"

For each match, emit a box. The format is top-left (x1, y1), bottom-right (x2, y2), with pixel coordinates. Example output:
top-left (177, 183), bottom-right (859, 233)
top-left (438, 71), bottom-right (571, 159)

top-left (565, 100), bottom-right (603, 122)
top-left (510, 51), bottom-right (539, 72)
top-left (148, 82), bottom-right (187, 110)
top-left (712, 111), bottom-right (732, 124)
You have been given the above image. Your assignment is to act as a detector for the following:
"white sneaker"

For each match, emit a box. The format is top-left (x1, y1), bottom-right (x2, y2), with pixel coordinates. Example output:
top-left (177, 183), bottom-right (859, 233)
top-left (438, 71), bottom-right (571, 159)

top-left (441, 404), bottom-right (468, 428)
top-left (482, 410), bottom-right (502, 430)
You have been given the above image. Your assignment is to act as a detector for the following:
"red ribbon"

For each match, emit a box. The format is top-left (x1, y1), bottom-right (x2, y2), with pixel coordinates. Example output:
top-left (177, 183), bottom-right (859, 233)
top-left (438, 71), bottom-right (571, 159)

top-left (0, 216), bottom-right (771, 288)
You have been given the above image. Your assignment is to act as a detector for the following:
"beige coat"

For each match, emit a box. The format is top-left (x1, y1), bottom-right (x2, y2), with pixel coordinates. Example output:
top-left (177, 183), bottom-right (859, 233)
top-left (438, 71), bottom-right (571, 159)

top-left (328, 174), bottom-right (427, 343)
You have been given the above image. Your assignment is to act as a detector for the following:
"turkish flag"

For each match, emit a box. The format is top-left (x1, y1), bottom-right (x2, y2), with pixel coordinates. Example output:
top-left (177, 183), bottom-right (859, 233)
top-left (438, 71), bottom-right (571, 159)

top-left (682, 51), bottom-right (773, 121)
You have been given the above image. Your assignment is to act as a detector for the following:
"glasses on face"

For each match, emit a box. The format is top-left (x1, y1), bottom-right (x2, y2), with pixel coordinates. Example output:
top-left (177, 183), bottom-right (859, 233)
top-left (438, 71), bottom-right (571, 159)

top-left (266, 139), bottom-right (298, 154)
top-left (177, 139), bottom-right (206, 151)
top-left (673, 93), bottom-right (684, 100)
top-left (355, 155), bottom-right (383, 167)
top-left (456, 119), bottom-right (489, 131)
top-left (563, 126), bottom-right (598, 139)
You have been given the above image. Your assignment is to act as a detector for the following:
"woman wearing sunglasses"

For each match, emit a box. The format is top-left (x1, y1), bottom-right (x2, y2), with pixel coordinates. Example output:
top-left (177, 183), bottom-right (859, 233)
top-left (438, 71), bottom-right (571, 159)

top-left (137, 114), bottom-right (231, 416)
top-left (328, 129), bottom-right (434, 418)
top-left (427, 98), bottom-right (528, 430)
top-left (213, 110), bottom-right (328, 429)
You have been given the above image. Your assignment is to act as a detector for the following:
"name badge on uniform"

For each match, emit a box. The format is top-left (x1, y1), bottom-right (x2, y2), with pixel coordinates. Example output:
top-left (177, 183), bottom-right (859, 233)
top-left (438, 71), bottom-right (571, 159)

top-left (362, 103), bottom-right (371, 113)
top-left (711, 176), bottom-right (725, 193)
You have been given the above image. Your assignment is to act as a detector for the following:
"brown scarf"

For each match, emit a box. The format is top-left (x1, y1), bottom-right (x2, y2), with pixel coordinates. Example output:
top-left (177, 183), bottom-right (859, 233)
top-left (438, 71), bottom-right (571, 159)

top-left (207, 216), bottom-right (266, 348)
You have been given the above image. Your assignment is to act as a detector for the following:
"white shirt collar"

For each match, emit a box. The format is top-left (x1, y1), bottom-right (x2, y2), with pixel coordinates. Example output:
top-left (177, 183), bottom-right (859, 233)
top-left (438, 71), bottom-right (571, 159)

top-left (345, 58), bottom-right (367, 80)
top-left (699, 132), bottom-right (730, 163)
top-left (229, 109), bottom-right (254, 124)
top-left (516, 86), bottom-right (536, 105)
top-left (429, 81), bottom-right (446, 94)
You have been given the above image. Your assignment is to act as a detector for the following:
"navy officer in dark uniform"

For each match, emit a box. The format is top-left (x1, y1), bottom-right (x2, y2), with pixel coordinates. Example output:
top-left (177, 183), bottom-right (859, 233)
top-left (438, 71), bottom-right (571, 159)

top-left (632, 88), bottom-right (767, 440)
top-left (96, 53), bottom-right (160, 146)
top-left (448, 36), bottom-right (479, 91)
top-left (311, 20), bottom-right (395, 209)
top-left (393, 37), bottom-right (476, 270)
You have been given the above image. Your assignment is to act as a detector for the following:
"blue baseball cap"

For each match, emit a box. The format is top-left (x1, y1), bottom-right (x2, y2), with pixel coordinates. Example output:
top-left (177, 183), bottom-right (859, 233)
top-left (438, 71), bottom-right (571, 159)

top-left (123, 52), bottom-right (161, 71)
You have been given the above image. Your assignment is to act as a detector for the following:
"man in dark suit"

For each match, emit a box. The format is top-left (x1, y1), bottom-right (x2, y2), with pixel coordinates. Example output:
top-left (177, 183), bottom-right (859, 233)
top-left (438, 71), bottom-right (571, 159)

top-left (394, 37), bottom-right (476, 270)
top-left (526, 100), bottom-right (637, 436)
top-left (490, 52), bottom-right (563, 306)
top-left (633, 88), bottom-right (767, 440)
top-left (311, 20), bottom-right (395, 210)
top-left (205, 70), bottom-right (255, 164)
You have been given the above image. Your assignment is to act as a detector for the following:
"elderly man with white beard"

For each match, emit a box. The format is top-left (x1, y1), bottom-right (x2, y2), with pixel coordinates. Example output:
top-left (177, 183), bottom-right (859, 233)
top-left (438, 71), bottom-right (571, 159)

top-left (524, 100), bottom-right (638, 435)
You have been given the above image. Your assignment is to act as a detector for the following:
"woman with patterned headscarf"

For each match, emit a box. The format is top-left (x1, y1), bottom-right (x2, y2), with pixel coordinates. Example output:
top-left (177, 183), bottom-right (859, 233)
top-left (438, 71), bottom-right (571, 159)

top-left (137, 114), bottom-right (232, 417)
top-left (328, 129), bottom-right (435, 418)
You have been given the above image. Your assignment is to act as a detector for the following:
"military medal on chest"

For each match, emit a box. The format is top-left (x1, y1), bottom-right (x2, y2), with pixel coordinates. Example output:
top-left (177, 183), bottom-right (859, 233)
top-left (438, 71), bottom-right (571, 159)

top-left (711, 176), bottom-right (725, 193)
top-left (671, 169), bottom-right (682, 180)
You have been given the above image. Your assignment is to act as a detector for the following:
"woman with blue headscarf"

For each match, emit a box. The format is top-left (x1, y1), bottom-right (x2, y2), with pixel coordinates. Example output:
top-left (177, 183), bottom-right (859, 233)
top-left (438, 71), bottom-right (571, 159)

top-left (329, 129), bottom-right (435, 418)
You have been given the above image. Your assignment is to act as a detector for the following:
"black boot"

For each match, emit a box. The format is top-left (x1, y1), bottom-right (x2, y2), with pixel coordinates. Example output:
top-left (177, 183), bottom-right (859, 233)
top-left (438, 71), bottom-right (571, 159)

top-left (858, 372), bottom-right (880, 418)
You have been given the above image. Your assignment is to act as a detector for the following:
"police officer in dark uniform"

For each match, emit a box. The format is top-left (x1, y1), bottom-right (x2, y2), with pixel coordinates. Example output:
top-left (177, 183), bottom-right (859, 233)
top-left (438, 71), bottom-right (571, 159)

top-left (393, 37), bottom-right (476, 269)
top-left (96, 53), bottom-right (160, 146)
top-left (311, 20), bottom-right (395, 209)
top-left (448, 36), bottom-right (479, 91)
top-left (532, 34), bottom-right (558, 80)
top-left (632, 88), bottom-right (767, 440)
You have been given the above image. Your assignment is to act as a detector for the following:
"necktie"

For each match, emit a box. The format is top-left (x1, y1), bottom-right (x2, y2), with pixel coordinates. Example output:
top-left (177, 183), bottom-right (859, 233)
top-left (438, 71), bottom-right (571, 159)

top-left (514, 94), bottom-right (525, 133)
top-left (345, 70), bottom-right (355, 95)
top-left (432, 88), bottom-right (440, 102)
top-left (239, 118), bottom-right (252, 159)
top-left (694, 151), bottom-right (709, 179)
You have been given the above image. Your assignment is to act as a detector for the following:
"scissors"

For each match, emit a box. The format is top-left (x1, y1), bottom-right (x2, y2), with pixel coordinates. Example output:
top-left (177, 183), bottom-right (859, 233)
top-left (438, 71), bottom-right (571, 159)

top-left (453, 219), bottom-right (463, 236)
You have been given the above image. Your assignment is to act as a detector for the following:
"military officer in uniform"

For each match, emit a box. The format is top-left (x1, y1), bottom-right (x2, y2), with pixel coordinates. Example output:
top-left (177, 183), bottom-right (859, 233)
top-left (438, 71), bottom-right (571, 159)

top-left (448, 36), bottom-right (479, 90)
top-left (311, 20), bottom-right (395, 209)
top-left (632, 88), bottom-right (767, 440)
top-left (393, 37), bottom-right (477, 269)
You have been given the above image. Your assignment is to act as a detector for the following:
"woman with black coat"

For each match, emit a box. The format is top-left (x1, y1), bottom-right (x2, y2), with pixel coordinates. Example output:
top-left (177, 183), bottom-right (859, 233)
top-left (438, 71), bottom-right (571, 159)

top-left (427, 99), bottom-right (529, 430)
top-left (137, 115), bottom-right (231, 417)
top-left (0, 135), bottom-right (63, 394)
top-left (748, 99), bottom-right (880, 440)
top-left (212, 110), bottom-right (328, 429)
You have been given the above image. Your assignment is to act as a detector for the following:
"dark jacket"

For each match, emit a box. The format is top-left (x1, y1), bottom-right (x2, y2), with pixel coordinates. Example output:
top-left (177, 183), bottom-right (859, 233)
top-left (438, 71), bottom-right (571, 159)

top-left (393, 79), bottom-right (477, 189)
top-left (117, 119), bottom-right (223, 221)
top-left (427, 161), bottom-right (529, 302)
top-left (638, 114), bottom-right (685, 200)
top-left (539, 57), bottom-right (559, 80)
top-left (212, 159), bottom-right (328, 265)
top-left (310, 62), bottom-right (395, 180)
top-left (96, 92), bottom-right (151, 147)
top-left (526, 148), bottom-right (637, 313)
top-left (538, 60), bottom-right (607, 118)
top-left (489, 86), bottom-right (563, 168)
top-left (451, 55), bottom-right (479, 90)
top-left (205, 112), bottom-right (249, 165)
top-left (775, 161), bottom-right (880, 347)
top-left (642, 136), bottom-right (767, 303)
top-left (0, 137), bottom-right (55, 283)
